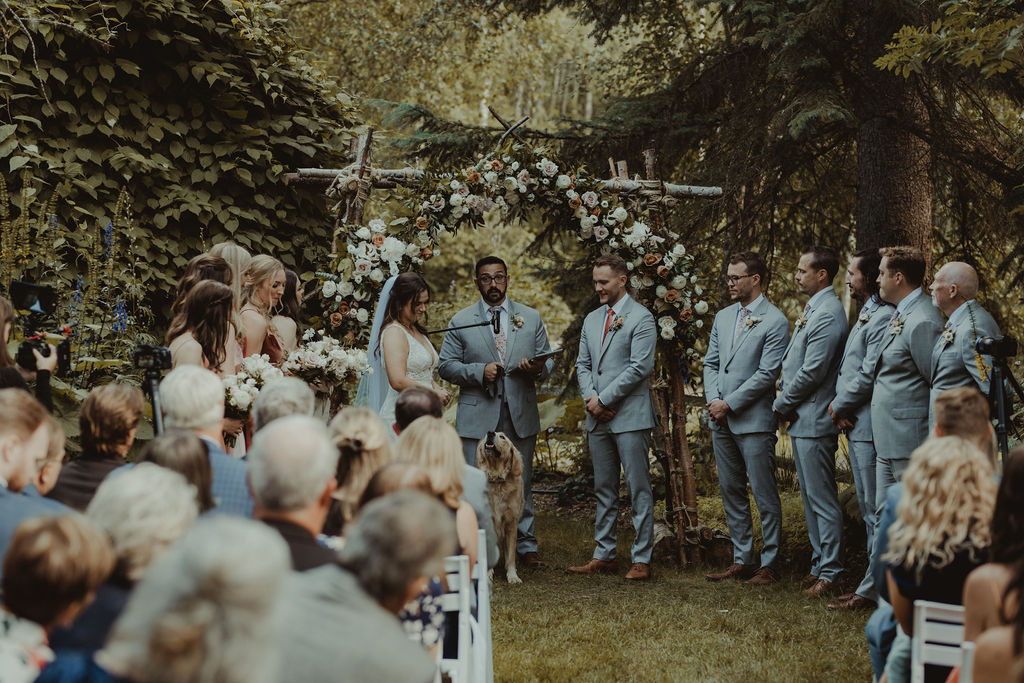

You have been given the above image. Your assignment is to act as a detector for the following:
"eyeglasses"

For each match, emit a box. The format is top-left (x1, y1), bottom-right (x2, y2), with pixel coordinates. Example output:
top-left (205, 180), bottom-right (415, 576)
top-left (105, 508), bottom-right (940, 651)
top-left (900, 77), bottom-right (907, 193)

top-left (725, 274), bottom-right (754, 284)
top-left (477, 274), bottom-right (507, 285)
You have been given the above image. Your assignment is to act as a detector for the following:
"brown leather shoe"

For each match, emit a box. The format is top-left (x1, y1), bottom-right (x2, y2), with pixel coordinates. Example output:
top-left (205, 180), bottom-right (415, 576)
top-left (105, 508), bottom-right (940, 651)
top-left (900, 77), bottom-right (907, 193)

top-left (834, 592), bottom-right (857, 602)
top-left (805, 578), bottom-right (836, 597)
top-left (624, 563), bottom-right (651, 581)
top-left (566, 558), bottom-right (618, 574)
top-left (800, 573), bottom-right (819, 587)
top-left (743, 566), bottom-right (779, 585)
top-left (705, 563), bottom-right (757, 582)
top-left (827, 595), bottom-right (876, 611)
top-left (518, 552), bottom-right (548, 569)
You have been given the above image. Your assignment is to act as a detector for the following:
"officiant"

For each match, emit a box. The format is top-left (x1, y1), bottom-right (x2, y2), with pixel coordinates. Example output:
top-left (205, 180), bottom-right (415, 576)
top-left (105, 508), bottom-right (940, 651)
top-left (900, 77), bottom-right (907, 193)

top-left (438, 255), bottom-right (555, 570)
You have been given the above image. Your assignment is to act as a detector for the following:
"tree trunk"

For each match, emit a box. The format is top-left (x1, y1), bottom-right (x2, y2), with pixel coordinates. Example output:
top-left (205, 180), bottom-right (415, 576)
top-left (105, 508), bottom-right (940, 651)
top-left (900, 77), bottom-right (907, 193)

top-left (853, 2), bottom-right (932, 255)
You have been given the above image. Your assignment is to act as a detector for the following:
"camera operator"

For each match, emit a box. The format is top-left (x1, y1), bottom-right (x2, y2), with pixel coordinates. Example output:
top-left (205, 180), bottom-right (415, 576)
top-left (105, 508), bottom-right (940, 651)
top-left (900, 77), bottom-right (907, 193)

top-left (0, 295), bottom-right (56, 412)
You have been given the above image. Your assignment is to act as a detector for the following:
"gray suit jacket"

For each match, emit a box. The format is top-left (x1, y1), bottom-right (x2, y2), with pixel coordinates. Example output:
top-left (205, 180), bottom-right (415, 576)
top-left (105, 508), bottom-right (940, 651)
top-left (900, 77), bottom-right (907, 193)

top-left (439, 300), bottom-right (553, 440)
top-left (575, 295), bottom-right (656, 433)
top-left (870, 291), bottom-right (944, 462)
top-left (830, 296), bottom-right (894, 441)
top-left (462, 464), bottom-right (499, 569)
top-left (929, 300), bottom-right (1000, 411)
top-left (703, 297), bottom-right (789, 435)
top-left (276, 565), bottom-right (434, 683)
top-left (773, 288), bottom-right (848, 438)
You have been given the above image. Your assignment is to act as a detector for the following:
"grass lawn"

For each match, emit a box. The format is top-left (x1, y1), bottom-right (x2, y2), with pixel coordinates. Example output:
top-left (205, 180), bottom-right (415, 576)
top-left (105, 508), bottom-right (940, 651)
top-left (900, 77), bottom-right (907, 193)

top-left (490, 510), bottom-right (874, 682)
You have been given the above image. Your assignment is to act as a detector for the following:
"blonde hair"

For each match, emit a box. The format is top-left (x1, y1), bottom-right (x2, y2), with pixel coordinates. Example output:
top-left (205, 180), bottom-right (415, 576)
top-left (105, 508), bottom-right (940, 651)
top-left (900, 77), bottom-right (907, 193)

top-left (240, 255), bottom-right (284, 312)
top-left (884, 436), bottom-right (996, 580)
top-left (327, 406), bottom-right (392, 524)
top-left (394, 416), bottom-right (464, 508)
top-left (208, 241), bottom-right (252, 311)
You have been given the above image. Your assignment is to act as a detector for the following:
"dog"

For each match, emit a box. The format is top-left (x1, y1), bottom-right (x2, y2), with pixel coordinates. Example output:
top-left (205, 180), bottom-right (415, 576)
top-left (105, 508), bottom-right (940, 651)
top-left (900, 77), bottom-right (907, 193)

top-left (475, 431), bottom-right (525, 584)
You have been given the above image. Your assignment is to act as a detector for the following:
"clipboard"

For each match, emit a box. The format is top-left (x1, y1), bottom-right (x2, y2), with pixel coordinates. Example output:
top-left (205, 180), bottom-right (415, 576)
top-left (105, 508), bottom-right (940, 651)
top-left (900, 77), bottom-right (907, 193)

top-left (528, 348), bottom-right (564, 364)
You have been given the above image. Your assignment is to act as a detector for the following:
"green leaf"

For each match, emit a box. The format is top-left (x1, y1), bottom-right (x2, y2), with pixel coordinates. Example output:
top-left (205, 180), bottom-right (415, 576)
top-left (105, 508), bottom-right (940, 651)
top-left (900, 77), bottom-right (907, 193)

top-left (0, 124), bottom-right (16, 140)
top-left (9, 156), bottom-right (30, 172)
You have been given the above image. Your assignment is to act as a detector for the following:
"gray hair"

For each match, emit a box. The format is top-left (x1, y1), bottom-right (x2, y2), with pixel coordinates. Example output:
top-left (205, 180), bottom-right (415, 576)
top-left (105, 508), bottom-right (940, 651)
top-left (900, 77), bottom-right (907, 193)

top-left (160, 365), bottom-right (224, 432)
top-left (339, 490), bottom-right (456, 606)
top-left (98, 516), bottom-right (289, 683)
top-left (247, 415), bottom-right (339, 511)
top-left (86, 463), bottom-right (199, 582)
top-left (252, 377), bottom-right (316, 432)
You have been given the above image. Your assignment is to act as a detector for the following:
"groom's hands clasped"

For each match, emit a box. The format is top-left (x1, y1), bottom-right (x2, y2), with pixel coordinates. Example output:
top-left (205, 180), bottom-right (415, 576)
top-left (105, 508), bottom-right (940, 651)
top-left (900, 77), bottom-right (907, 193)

top-left (585, 395), bottom-right (616, 422)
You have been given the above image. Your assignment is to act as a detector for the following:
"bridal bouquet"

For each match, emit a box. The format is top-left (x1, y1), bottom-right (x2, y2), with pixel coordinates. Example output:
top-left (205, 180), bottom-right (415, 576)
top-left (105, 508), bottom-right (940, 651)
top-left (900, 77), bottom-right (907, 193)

top-left (223, 354), bottom-right (284, 420)
top-left (282, 330), bottom-right (370, 395)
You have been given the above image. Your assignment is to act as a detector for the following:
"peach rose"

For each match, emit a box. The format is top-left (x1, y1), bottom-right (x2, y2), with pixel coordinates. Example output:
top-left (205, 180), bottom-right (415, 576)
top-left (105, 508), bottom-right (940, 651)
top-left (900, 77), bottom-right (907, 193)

top-left (330, 312), bottom-right (344, 327)
top-left (664, 289), bottom-right (679, 303)
top-left (416, 216), bottom-right (429, 230)
top-left (371, 234), bottom-right (385, 247)
top-left (656, 265), bottom-right (670, 279)
top-left (678, 308), bottom-right (693, 322)
top-left (337, 301), bottom-right (351, 315)
top-left (491, 160), bottom-right (503, 171)
top-left (590, 207), bottom-right (601, 217)
top-left (568, 197), bottom-right (582, 210)
top-left (643, 253), bottom-right (662, 266)
top-left (421, 247), bottom-right (434, 259)
top-left (467, 171), bottom-right (481, 184)
top-left (343, 332), bottom-right (356, 345)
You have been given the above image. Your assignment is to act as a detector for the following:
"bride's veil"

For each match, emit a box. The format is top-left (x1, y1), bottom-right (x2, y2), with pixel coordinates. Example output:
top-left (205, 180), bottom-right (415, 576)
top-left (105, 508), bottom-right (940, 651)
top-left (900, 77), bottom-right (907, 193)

top-left (353, 274), bottom-right (397, 412)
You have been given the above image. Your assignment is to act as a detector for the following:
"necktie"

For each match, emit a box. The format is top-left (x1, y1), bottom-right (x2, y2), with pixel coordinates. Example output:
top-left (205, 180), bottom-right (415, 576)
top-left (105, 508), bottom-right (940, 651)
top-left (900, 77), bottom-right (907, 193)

top-left (602, 307), bottom-right (615, 343)
top-left (944, 320), bottom-right (953, 331)
top-left (735, 308), bottom-right (750, 341)
top-left (490, 306), bottom-right (506, 362)
top-left (803, 303), bottom-right (812, 317)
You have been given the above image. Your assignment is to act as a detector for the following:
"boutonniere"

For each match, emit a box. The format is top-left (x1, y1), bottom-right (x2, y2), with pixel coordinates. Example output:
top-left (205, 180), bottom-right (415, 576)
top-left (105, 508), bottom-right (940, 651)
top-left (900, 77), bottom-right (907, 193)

top-left (612, 315), bottom-right (624, 331)
top-left (511, 314), bottom-right (524, 329)
top-left (858, 311), bottom-right (871, 326)
top-left (889, 316), bottom-right (905, 336)
top-left (941, 328), bottom-right (955, 346)
top-left (746, 315), bottom-right (763, 330)
top-left (795, 316), bottom-right (808, 330)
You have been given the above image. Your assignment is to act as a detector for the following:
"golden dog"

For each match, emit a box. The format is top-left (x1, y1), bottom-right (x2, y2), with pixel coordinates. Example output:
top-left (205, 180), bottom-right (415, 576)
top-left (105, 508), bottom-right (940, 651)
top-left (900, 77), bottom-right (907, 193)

top-left (476, 431), bottom-right (525, 584)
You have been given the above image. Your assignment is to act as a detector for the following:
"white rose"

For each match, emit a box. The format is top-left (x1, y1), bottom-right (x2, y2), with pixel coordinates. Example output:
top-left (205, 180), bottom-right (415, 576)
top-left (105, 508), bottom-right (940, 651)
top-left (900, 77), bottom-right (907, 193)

top-left (322, 281), bottom-right (337, 298)
top-left (582, 191), bottom-right (598, 208)
top-left (369, 268), bottom-right (384, 283)
top-left (510, 161), bottom-right (520, 171)
top-left (354, 259), bottom-right (372, 275)
top-left (630, 276), bottom-right (643, 289)
top-left (337, 280), bottom-right (354, 296)
top-left (660, 328), bottom-right (674, 340)
top-left (626, 261), bottom-right (634, 271)
top-left (593, 225), bottom-right (610, 241)
top-left (573, 207), bottom-right (587, 219)
top-left (566, 189), bottom-right (579, 201)
top-left (695, 319), bottom-right (704, 328)
top-left (612, 206), bottom-right (628, 222)
top-left (356, 227), bottom-right (372, 241)
top-left (484, 171), bottom-right (498, 185)
top-left (642, 276), bottom-right (653, 287)
top-left (695, 285), bottom-right (704, 295)
top-left (671, 275), bottom-right (687, 289)
top-left (673, 245), bottom-right (687, 258)
top-left (690, 274), bottom-right (698, 284)
top-left (368, 218), bottom-right (386, 233)
top-left (556, 174), bottom-right (572, 189)
top-left (656, 285), bottom-right (668, 298)
top-left (449, 179), bottom-right (460, 191)
top-left (356, 308), bottom-right (369, 323)
top-left (406, 242), bottom-right (421, 258)
top-left (694, 301), bottom-right (709, 315)
top-left (540, 159), bottom-right (558, 177)
top-left (449, 193), bottom-right (464, 206)
top-left (335, 295), bottom-right (342, 303)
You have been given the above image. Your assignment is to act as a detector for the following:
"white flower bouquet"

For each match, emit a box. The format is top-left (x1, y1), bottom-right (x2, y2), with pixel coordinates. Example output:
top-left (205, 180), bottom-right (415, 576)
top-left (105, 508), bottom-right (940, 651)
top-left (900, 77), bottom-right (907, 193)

top-left (282, 330), bottom-right (370, 395)
top-left (222, 354), bottom-right (284, 420)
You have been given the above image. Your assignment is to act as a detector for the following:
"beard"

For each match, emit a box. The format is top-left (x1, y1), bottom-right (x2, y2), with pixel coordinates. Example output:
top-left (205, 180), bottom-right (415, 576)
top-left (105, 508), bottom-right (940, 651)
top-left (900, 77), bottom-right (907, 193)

top-left (482, 287), bottom-right (504, 304)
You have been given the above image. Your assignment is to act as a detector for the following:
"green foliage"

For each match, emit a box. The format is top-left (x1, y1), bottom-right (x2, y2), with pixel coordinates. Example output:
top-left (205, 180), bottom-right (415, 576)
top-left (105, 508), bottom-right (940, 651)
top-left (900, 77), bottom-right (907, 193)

top-left (0, 0), bottom-right (357, 313)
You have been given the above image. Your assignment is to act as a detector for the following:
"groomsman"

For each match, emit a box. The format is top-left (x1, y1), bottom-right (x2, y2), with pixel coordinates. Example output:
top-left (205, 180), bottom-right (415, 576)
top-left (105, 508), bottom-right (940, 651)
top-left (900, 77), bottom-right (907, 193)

top-left (568, 254), bottom-right (656, 581)
top-left (772, 246), bottom-right (848, 597)
top-left (870, 246), bottom-right (943, 491)
top-left (928, 261), bottom-right (1000, 421)
top-left (703, 251), bottom-right (789, 586)
top-left (827, 249), bottom-right (894, 611)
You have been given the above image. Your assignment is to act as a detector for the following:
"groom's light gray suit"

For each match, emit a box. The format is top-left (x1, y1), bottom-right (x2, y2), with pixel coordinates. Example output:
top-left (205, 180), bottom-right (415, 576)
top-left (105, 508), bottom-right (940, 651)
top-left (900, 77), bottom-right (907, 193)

top-left (830, 293), bottom-right (894, 601)
top-left (772, 287), bottom-right (848, 583)
top-left (438, 299), bottom-right (553, 555)
top-left (870, 289), bottom-right (943, 492)
top-left (929, 299), bottom-right (1000, 422)
top-left (575, 294), bottom-right (656, 564)
top-left (704, 295), bottom-right (788, 569)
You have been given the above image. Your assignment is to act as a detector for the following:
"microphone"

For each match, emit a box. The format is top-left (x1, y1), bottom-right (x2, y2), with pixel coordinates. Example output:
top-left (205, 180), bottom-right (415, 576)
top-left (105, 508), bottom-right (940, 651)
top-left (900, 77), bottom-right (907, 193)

top-left (491, 310), bottom-right (501, 334)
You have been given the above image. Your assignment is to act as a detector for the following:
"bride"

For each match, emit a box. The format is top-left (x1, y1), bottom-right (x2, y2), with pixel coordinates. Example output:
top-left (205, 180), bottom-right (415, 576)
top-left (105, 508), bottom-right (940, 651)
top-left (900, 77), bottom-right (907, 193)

top-left (358, 272), bottom-right (450, 426)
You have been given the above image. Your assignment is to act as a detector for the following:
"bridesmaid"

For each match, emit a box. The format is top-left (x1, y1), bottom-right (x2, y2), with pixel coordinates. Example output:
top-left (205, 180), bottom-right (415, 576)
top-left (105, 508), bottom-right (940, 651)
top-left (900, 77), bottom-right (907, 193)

top-left (240, 255), bottom-right (286, 363)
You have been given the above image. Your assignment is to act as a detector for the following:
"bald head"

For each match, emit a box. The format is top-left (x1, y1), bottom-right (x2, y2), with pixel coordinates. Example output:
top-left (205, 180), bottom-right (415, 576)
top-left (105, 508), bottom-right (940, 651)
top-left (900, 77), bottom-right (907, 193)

top-left (930, 261), bottom-right (980, 316)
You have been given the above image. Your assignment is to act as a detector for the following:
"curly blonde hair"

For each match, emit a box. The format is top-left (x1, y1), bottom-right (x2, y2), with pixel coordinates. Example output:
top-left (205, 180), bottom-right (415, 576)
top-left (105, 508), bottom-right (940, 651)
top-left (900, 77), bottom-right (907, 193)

top-left (327, 406), bottom-right (392, 526)
top-left (883, 436), bottom-right (996, 580)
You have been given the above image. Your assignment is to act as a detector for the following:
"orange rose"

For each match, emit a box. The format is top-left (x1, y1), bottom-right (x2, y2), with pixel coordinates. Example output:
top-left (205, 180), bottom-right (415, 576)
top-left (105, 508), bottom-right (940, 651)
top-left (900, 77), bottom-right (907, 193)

top-left (664, 289), bottom-right (679, 303)
top-left (590, 207), bottom-right (601, 217)
top-left (568, 198), bottom-right (582, 210)
top-left (643, 253), bottom-right (662, 266)
top-left (416, 216), bottom-right (428, 230)
top-left (337, 301), bottom-right (351, 315)
top-left (679, 308), bottom-right (694, 322)
top-left (371, 234), bottom-right (385, 247)
top-left (491, 160), bottom-right (503, 171)
top-left (466, 171), bottom-right (481, 183)
top-left (330, 312), bottom-right (344, 327)
top-left (343, 332), bottom-right (356, 345)
top-left (656, 265), bottom-right (670, 279)
top-left (421, 247), bottom-right (434, 259)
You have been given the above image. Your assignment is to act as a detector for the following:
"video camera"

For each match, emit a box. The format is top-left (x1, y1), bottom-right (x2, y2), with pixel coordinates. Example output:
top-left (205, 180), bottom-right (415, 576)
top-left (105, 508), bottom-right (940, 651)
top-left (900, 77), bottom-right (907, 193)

top-left (134, 344), bottom-right (173, 371)
top-left (9, 280), bottom-right (72, 376)
top-left (975, 335), bottom-right (1018, 359)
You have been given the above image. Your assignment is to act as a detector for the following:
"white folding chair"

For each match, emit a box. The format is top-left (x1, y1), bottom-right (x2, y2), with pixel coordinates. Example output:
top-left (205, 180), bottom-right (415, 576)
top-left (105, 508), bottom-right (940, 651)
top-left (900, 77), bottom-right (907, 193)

top-left (435, 554), bottom-right (475, 683)
top-left (474, 528), bottom-right (494, 683)
top-left (959, 641), bottom-right (976, 683)
top-left (911, 601), bottom-right (965, 683)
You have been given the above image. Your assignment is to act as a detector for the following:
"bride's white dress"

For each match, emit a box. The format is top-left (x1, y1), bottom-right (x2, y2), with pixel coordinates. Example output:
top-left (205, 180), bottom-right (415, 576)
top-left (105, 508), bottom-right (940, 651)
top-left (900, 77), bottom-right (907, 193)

top-left (378, 322), bottom-right (439, 426)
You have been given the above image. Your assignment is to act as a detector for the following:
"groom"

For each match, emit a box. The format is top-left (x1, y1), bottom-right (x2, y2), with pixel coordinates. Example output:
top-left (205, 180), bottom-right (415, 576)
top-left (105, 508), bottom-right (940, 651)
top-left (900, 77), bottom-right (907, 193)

top-left (438, 256), bottom-right (555, 569)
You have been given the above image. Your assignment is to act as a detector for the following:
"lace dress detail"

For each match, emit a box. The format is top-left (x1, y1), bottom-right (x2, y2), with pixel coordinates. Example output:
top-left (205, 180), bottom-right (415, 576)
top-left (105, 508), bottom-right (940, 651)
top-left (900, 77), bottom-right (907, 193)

top-left (378, 323), bottom-right (438, 425)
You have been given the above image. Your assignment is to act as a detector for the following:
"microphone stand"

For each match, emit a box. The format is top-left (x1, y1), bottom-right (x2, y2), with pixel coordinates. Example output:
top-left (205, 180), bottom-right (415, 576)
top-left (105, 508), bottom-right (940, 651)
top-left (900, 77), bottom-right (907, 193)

top-left (427, 314), bottom-right (501, 336)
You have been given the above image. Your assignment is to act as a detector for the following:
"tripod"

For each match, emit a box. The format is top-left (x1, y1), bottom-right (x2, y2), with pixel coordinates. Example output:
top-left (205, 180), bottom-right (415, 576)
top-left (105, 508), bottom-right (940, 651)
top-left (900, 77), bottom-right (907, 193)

top-left (989, 356), bottom-right (1024, 458)
top-left (143, 367), bottom-right (165, 436)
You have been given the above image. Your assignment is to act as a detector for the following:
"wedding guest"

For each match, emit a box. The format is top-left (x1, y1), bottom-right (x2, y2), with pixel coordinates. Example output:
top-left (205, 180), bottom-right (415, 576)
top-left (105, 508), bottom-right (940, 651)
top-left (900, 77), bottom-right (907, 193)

top-left (395, 416), bottom-right (479, 570)
top-left (47, 463), bottom-right (199, 654)
top-left (973, 559), bottom-right (1024, 682)
top-left (28, 419), bottom-right (66, 498)
top-left (166, 280), bottom-right (237, 375)
top-left (240, 255), bottom-right (286, 362)
top-left (95, 517), bottom-right (289, 683)
top-left (1, 515), bottom-right (114, 683)
top-left (324, 406), bottom-right (392, 535)
top-left (359, 462), bottom-right (434, 506)
top-left (248, 415), bottom-right (340, 571)
top-left (883, 437), bottom-right (996, 683)
top-left (962, 446), bottom-right (1024, 641)
top-left (252, 376), bottom-right (315, 432)
top-left (275, 491), bottom-right (451, 683)
top-left (209, 240), bottom-right (253, 309)
top-left (0, 295), bottom-right (57, 411)
top-left (138, 430), bottom-right (216, 513)
top-left (271, 269), bottom-right (302, 353)
top-left (160, 365), bottom-right (253, 516)
top-left (47, 384), bottom-right (144, 511)
top-left (169, 253), bottom-right (233, 321)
